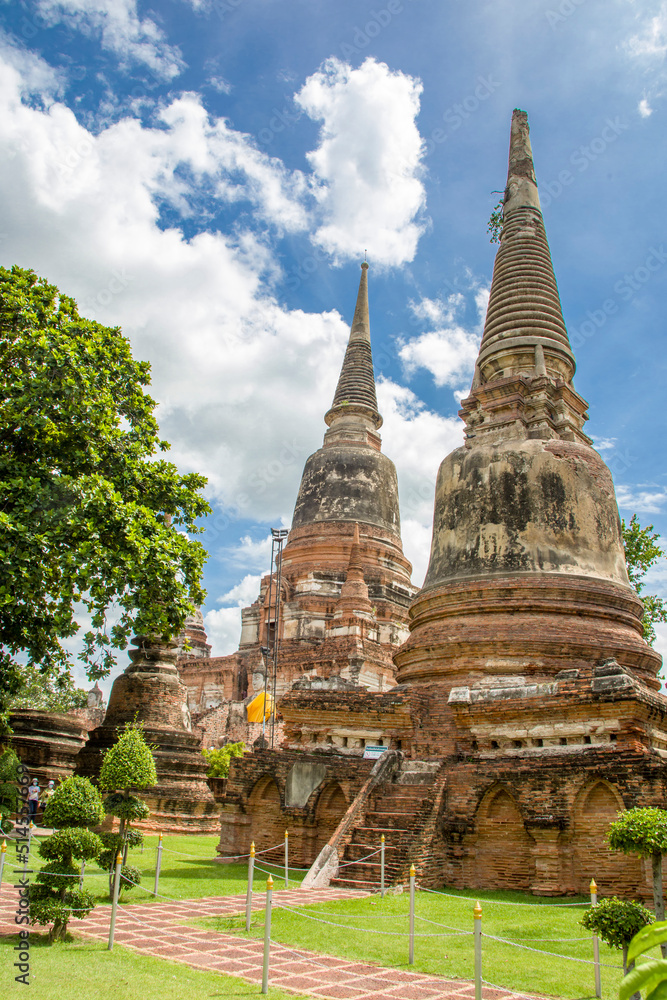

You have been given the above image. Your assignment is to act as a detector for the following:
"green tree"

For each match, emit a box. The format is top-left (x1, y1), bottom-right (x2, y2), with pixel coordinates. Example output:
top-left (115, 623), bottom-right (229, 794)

top-left (201, 740), bottom-right (247, 778)
top-left (609, 808), bottom-right (667, 956)
top-left (622, 514), bottom-right (667, 646)
top-left (6, 663), bottom-right (87, 713)
top-left (581, 896), bottom-right (652, 981)
top-left (0, 266), bottom-right (210, 725)
top-left (30, 775), bottom-right (104, 943)
top-left (0, 745), bottom-right (19, 833)
top-left (99, 721), bottom-right (156, 874)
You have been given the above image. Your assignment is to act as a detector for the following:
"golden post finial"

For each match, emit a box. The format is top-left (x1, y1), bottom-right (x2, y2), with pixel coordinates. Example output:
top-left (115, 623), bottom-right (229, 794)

top-left (381, 834), bottom-right (385, 844)
top-left (116, 851), bottom-right (123, 865)
top-left (410, 863), bottom-right (416, 877)
top-left (158, 832), bottom-right (163, 842)
top-left (266, 874), bottom-right (273, 890)
top-left (590, 878), bottom-right (597, 893)
top-left (473, 900), bottom-right (482, 919)
top-left (1, 839), bottom-right (6, 853)
top-left (285, 829), bottom-right (288, 839)
top-left (250, 841), bottom-right (256, 857)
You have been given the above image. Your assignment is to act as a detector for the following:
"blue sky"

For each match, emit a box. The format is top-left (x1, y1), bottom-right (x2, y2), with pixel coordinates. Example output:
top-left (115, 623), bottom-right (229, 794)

top-left (1, 0), bottom-right (666, 689)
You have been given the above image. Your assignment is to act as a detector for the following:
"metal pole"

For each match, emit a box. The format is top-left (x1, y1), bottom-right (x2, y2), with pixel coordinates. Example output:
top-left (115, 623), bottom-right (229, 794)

top-left (263, 537), bottom-right (276, 743)
top-left (245, 842), bottom-right (255, 932)
top-left (380, 834), bottom-right (385, 898)
top-left (261, 875), bottom-right (273, 994)
top-left (284, 830), bottom-right (289, 888)
top-left (590, 878), bottom-right (602, 998)
top-left (79, 858), bottom-right (86, 890)
top-left (153, 833), bottom-right (163, 897)
top-left (271, 529), bottom-right (287, 749)
top-left (474, 900), bottom-right (482, 1000)
top-left (108, 852), bottom-right (123, 950)
top-left (27, 820), bottom-right (33, 859)
top-left (0, 839), bottom-right (6, 894)
top-left (409, 864), bottom-right (415, 964)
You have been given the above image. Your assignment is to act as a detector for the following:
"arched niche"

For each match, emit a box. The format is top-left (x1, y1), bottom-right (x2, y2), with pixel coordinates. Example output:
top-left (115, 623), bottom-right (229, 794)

top-left (247, 774), bottom-right (283, 858)
top-left (312, 782), bottom-right (348, 862)
top-left (472, 785), bottom-right (534, 890)
top-left (570, 779), bottom-right (644, 897)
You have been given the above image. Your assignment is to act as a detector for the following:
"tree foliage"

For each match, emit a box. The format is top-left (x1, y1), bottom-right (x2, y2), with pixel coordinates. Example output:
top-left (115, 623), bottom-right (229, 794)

top-left (0, 745), bottom-right (19, 832)
top-left (42, 775), bottom-right (105, 829)
top-left (622, 515), bottom-right (667, 646)
top-left (581, 897), bottom-right (653, 951)
top-left (487, 198), bottom-right (504, 243)
top-left (99, 722), bottom-right (157, 792)
top-left (30, 775), bottom-right (104, 942)
top-left (620, 921), bottom-right (667, 1000)
top-left (0, 265), bottom-right (210, 722)
top-left (608, 807), bottom-right (667, 857)
top-left (6, 662), bottom-right (87, 713)
top-left (201, 740), bottom-right (247, 778)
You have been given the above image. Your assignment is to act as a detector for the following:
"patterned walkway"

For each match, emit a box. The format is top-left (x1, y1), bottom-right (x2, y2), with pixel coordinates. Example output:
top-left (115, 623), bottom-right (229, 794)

top-left (0, 883), bottom-right (542, 1000)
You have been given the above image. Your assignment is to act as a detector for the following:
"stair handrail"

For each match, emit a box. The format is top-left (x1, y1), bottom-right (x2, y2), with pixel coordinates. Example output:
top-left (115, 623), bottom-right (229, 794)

top-left (301, 749), bottom-right (403, 888)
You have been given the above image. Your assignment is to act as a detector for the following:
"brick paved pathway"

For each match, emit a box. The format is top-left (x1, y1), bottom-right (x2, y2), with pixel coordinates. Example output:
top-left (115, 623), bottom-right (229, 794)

top-left (0, 882), bottom-right (542, 1000)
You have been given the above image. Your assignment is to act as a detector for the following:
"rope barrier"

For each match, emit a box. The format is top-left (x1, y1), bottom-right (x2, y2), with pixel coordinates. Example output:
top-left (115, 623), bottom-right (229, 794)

top-left (416, 885), bottom-right (589, 907)
top-left (337, 847), bottom-right (382, 868)
top-left (161, 841), bottom-right (284, 861)
top-left (482, 932), bottom-right (622, 968)
top-left (272, 901), bottom-right (471, 937)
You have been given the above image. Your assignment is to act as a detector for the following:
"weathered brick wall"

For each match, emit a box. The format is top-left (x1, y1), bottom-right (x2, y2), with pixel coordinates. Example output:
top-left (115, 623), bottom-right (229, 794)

top-left (217, 749), bottom-right (373, 867)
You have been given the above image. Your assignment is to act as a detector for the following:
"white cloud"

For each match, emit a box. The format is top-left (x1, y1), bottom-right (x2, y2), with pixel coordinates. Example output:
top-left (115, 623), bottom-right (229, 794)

top-left (616, 486), bottom-right (667, 514)
top-left (639, 97), bottom-right (654, 117)
top-left (592, 437), bottom-right (618, 453)
top-left (205, 572), bottom-right (263, 655)
top-left (627, 4), bottom-right (667, 59)
top-left (295, 57), bottom-right (426, 267)
top-left (398, 284), bottom-right (488, 391)
top-left (225, 537), bottom-right (273, 573)
top-left (36, 0), bottom-right (185, 80)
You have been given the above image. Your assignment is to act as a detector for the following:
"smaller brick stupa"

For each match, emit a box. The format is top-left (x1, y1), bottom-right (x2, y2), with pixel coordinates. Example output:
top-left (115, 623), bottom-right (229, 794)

top-left (77, 633), bottom-right (219, 832)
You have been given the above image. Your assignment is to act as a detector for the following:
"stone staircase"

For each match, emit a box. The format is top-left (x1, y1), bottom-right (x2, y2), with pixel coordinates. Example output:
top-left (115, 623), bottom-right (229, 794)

top-left (330, 761), bottom-right (443, 891)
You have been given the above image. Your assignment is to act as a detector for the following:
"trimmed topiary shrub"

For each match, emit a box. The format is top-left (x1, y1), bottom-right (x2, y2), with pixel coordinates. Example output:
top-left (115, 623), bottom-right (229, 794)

top-left (30, 776), bottom-right (104, 943)
top-left (581, 896), bottom-right (653, 978)
top-left (99, 721), bottom-right (156, 881)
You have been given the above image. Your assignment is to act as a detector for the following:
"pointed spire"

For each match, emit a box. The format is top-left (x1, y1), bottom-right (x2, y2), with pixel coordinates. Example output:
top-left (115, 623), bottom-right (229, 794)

top-left (334, 524), bottom-right (373, 618)
top-left (475, 109), bottom-right (576, 387)
top-left (459, 110), bottom-right (590, 445)
top-left (325, 262), bottom-right (382, 436)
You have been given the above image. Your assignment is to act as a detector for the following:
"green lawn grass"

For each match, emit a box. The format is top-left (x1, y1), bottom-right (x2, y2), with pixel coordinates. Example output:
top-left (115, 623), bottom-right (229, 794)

top-left (196, 885), bottom-right (656, 1000)
top-left (21, 832), bottom-right (306, 906)
top-left (0, 931), bottom-right (310, 1000)
top-left (12, 833), bottom-right (662, 1000)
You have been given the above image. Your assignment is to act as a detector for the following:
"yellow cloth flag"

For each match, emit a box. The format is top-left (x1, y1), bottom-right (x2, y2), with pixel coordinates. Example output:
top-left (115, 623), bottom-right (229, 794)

top-left (246, 691), bottom-right (273, 722)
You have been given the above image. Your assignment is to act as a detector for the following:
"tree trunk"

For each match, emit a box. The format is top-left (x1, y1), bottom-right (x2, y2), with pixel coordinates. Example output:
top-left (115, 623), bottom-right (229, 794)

top-left (652, 851), bottom-right (667, 957)
top-left (622, 947), bottom-right (640, 1000)
top-left (49, 917), bottom-right (68, 943)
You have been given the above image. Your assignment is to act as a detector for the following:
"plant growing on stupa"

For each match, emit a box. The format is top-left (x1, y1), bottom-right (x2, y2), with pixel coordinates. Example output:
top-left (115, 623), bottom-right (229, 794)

top-left (608, 807), bottom-right (667, 956)
top-left (98, 721), bottom-right (156, 892)
top-left (487, 198), bottom-right (504, 243)
top-left (201, 741), bottom-right (246, 779)
top-left (30, 775), bottom-right (104, 943)
top-left (621, 515), bottom-right (667, 646)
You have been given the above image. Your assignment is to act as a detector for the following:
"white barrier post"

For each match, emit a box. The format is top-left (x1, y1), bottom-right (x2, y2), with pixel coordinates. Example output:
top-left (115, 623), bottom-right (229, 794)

top-left (474, 900), bottom-right (482, 1000)
top-left (79, 858), bottom-right (86, 890)
top-left (108, 852), bottom-right (123, 950)
top-left (380, 834), bottom-right (385, 898)
top-left (261, 875), bottom-right (273, 994)
top-left (0, 840), bottom-right (6, 894)
top-left (245, 842), bottom-right (255, 932)
top-left (28, 820), bottom-right (33, 857)
top-left (590, 878), bottom-right (602, 998)
top-left (153, 832), bottom-right (163, 897)
top-left (408, 863), bottom-right (416, 964)
top-left (284, 829), bottom-right (289, 889)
